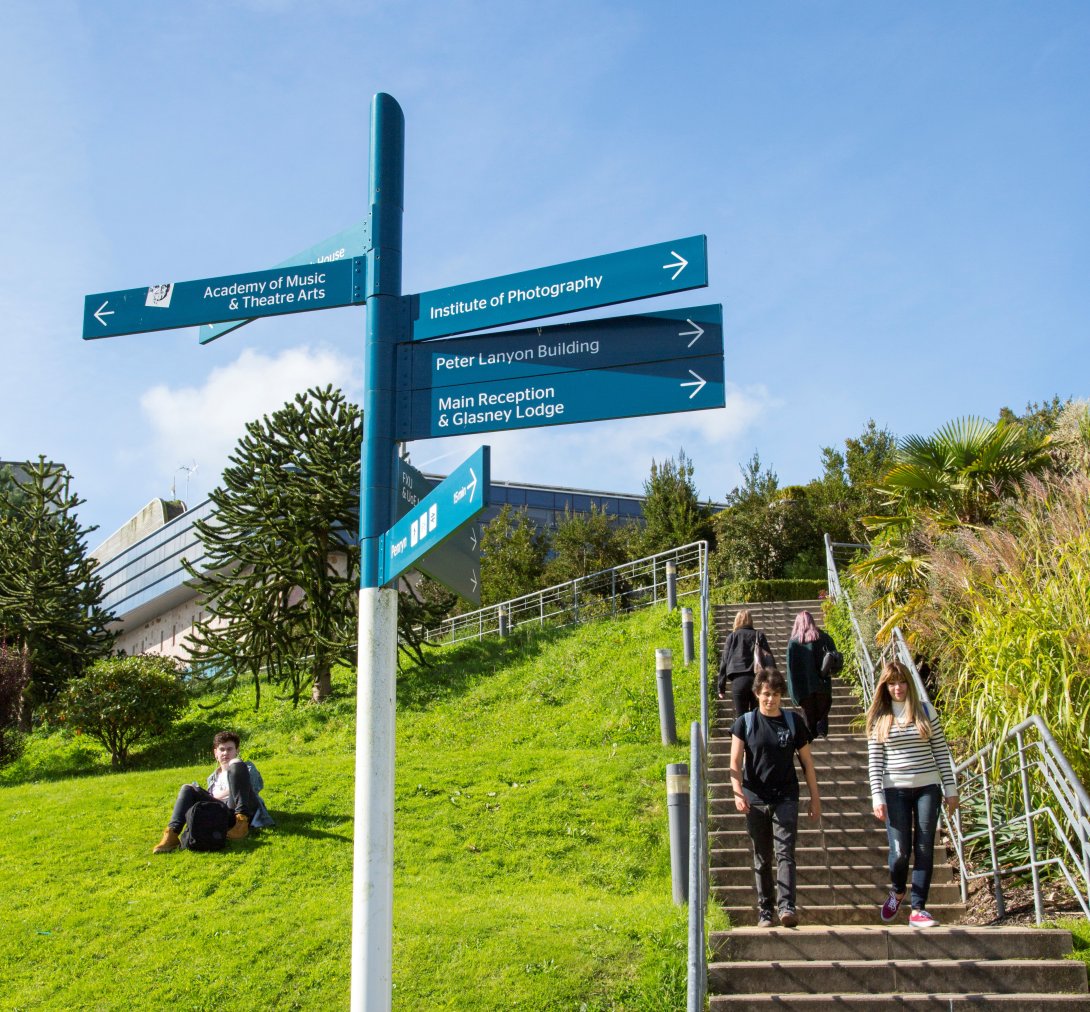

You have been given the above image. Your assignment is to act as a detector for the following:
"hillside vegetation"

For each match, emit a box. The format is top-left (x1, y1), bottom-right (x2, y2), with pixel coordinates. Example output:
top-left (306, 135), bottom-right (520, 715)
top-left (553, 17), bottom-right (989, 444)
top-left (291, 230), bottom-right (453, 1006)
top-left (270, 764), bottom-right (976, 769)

top-left (1, 605), bottom-right (713, 1010)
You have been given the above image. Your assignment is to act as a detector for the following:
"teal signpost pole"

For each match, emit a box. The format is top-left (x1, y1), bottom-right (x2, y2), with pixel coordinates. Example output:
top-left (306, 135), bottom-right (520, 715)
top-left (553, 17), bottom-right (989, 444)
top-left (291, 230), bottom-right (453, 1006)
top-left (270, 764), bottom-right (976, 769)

top-left (352, 92), bottom-right (404, 1012)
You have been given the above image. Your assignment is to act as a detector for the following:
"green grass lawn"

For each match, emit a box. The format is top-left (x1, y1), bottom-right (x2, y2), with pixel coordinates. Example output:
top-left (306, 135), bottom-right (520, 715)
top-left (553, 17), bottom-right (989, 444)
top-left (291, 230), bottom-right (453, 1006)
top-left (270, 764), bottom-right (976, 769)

top-left (1, 605), bottom-right (718, 1010)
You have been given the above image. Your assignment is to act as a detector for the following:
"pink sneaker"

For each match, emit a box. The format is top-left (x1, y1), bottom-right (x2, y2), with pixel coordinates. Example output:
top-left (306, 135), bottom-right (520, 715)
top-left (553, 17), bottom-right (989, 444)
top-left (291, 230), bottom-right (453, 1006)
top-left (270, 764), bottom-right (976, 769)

top-left (909, 909), bottom-right (939, 928)
top-left (880, 890), bottom-right (905, 923)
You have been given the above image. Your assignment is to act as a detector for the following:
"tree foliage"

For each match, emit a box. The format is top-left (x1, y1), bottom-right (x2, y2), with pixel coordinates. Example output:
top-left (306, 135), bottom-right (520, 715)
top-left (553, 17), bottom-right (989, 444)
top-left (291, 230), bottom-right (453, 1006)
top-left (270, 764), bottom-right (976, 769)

top-left (853, 416), bottom-right (1053, 635)
top-left (53, 655), bottom-right (188, 768)
top-left (480, 504), bottom-right (549, 606)
top-left (0, 458), bottom-right (114, 725)
top-left (545, 505), bottom-right (631, 585)
top-left (184, 387), bottom-right (361, 706)
top-left (639, 448), bottom-right (712, 555)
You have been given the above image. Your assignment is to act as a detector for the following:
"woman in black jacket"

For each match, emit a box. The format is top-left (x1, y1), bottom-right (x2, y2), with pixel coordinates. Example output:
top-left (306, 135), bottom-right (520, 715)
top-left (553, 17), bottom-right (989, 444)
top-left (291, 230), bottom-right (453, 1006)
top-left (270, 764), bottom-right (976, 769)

top-left (785, 610), bottom-right (838, 739)
top-left (717, 608), bottom-right (771, 717)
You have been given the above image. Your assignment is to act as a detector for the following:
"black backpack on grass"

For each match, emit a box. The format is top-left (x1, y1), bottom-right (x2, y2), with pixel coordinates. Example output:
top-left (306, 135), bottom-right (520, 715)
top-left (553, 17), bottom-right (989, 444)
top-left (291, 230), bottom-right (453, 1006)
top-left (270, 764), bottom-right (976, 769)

top-left (179, 800), bottom-right (233, 852)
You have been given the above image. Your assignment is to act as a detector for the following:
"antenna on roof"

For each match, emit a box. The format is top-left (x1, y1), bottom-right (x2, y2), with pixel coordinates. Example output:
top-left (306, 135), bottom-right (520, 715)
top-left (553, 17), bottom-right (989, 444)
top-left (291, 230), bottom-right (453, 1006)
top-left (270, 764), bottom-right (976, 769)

top-left (177, 461), bottom-right (198, 503)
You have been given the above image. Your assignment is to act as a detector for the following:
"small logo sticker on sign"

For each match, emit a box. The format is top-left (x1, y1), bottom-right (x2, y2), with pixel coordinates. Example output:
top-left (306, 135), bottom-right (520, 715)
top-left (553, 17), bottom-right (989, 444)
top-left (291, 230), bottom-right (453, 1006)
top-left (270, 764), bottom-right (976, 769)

top-left (146, 283), bottom-right (174, 309)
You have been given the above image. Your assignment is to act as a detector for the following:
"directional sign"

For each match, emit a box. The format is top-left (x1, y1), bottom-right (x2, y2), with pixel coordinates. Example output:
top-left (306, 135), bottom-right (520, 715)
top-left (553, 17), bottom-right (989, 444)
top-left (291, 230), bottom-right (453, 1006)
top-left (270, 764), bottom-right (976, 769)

top-left (396, 457), bottom-right (482, 603)
top-left (396, 354), bottom-right (724, 441)
top-left (199, 219), bottom-right (372, 344)
top-left (409, 235), bottom-right (707, 340)
top-left (83, 257), bottom-right (366, 339)
top-left (399, 304), bottom-right (722, 392)
top-left (380, 446), bottom-right (490, 586)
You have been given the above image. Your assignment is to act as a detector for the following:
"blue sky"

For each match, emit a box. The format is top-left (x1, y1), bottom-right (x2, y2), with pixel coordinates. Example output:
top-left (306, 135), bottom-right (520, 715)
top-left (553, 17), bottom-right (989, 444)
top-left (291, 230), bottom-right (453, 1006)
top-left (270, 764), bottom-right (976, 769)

top-left (3, 1), bottom-right (1088, 542)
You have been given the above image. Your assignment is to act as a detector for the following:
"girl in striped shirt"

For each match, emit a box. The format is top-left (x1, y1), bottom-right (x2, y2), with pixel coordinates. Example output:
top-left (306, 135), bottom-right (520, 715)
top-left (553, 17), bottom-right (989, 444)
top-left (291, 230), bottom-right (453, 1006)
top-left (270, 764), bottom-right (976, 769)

top-left (866, 660), bottom-right (959, 927)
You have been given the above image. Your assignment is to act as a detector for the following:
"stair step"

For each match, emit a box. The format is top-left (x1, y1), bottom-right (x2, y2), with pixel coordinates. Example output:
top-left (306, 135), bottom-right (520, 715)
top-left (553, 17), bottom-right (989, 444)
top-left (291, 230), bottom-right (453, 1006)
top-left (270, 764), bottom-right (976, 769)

top-left (709, 958), bottom-right (1087, 996)
top-left (712, 926), bottom-right (1074, 961)
top-left (719, 903), bottom-right (967, 927)
top-left (710, 864), bottom-right (955, 887)
top-left (709, 993), bottom-right (1090, 1010)
top-left (711, 881), bottom-right (964, 905)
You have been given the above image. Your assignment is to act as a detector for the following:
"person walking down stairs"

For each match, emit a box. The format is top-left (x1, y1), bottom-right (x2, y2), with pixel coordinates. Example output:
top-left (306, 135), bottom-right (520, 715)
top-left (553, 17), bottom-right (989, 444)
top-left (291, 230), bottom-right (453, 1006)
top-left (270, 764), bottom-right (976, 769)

top-left (730, 666), bottom-right (822, 929)
top-left (866, 659), bottom-right (959, 928)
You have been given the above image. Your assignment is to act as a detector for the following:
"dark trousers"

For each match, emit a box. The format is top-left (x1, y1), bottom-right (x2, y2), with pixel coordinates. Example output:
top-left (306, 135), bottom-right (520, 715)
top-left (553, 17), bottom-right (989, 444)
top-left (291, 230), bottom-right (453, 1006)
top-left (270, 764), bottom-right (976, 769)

top-left (884, 784), bottom-right (942, 910)
top-left (168, 763), bottom-right (257, 831)
top-left (730, 675), bottom-right (757, 719)
top-left (798, 691), bottom-right (832, 738)
top-left (745, 795), bottom-right (799, 916)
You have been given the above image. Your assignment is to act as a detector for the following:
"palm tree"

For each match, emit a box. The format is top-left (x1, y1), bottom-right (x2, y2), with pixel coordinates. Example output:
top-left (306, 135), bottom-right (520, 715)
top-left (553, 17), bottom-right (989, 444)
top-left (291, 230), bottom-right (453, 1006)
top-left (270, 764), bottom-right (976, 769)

top-left (853, 417), bottom-right (1052, 636)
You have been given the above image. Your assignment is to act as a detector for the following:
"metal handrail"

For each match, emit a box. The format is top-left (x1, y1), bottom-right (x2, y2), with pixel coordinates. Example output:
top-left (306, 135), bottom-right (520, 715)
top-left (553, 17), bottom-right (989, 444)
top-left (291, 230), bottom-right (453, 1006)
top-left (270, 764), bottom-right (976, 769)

top-left (686, 719), bottom-right (708, 1012)
top-left (824, 536), bottom-right (1090, 924)
top-left (419, 541), bottom-right (708, 645)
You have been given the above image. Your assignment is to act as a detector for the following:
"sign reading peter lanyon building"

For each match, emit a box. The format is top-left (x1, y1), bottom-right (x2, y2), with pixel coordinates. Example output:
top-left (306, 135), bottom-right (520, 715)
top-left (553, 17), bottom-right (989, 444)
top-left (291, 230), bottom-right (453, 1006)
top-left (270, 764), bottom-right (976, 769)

top-left (82, 92), bottom-right (726, 1012)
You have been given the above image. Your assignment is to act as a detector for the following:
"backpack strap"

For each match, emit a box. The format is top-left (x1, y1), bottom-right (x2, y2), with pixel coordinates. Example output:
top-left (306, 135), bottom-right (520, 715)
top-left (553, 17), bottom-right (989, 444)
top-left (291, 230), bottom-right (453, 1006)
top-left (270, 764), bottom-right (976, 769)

top-left (745, 707), bottom-right (799, 744)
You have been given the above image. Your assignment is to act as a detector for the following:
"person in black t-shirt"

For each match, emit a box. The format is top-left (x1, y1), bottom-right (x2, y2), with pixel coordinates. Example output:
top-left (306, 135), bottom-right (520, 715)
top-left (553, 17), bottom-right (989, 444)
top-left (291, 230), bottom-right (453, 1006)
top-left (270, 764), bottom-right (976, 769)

top-left (729, 667), bottom-right (822, 927)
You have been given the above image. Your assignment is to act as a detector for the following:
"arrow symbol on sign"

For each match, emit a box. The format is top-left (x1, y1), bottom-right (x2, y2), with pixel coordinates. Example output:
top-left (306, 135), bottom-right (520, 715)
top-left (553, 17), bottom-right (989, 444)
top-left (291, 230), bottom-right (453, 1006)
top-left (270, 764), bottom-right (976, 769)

top-left (663, 251), bottom-right (688, 281)
top-left (470, 526), bottom-right (478, 551)
top-left (467, 468), bottom-right (478, 503)
top-left (471, 570), bottom-right (478, 593)
top-left (680, 370), bottom-right (707, 399)
top-left (94, 301), bottom-right (114, 327)
top-left (679, 319), bottom-right (704, 348)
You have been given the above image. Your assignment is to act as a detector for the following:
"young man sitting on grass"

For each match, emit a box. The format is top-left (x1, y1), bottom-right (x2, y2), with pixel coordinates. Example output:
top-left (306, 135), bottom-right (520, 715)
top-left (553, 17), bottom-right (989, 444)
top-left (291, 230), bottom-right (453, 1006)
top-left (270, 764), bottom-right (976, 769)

top-left (153, 730), bottom-right (274, 854)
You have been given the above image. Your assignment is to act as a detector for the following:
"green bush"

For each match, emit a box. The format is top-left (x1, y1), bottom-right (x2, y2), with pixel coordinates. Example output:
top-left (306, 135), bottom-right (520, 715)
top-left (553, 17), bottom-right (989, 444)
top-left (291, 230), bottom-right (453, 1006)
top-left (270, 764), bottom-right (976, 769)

top-left (711, 578), bottom-right (827, 604)
top-left (52, 655), bottom-right (189, 768)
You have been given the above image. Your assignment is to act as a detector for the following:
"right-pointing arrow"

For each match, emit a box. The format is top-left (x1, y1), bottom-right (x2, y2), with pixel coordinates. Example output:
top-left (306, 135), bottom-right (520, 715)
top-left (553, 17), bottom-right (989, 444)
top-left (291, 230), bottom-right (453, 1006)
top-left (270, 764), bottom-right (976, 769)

top-left (680, 370), bottom-right (707, 399)
top-left (662, 250), bottom-right (688, 281)
top-left (679, 319), bottom-right (704, 348)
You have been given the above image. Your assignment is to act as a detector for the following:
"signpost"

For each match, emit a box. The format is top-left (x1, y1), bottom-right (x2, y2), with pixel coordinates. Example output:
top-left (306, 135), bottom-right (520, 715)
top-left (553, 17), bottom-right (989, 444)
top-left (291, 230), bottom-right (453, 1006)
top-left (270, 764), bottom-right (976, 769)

top-left (396, 457), bottom-right (483, 603)
top-left (400, 304), bottom-right (722, 389)
top-left (409, 235), bottom-right (708, 340)
top-left (381, 446), bottom-right (488, 587)
top-left (82, 91), bottom-right (726, 1012)
top-left (199, 219), bottom-right (372, 344)
top-left (83, 257), bottom-right (365, 339)
top-left (398, 353), bottom-right (724, 440)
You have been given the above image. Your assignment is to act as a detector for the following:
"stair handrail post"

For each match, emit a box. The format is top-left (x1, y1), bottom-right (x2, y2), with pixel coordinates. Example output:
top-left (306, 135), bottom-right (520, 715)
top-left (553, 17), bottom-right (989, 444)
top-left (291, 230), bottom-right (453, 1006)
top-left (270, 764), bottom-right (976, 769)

top-left (1016, 726), bottom-right (1045, 924)
top-left (979, 750), bottom-right (1006, 918)
top-left (699, 541), bottom-right (709, 745)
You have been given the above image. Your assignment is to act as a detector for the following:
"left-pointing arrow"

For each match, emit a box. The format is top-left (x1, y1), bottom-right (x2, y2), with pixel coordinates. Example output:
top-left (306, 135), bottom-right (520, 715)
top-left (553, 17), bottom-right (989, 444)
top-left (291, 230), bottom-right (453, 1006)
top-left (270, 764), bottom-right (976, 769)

top-left (94, 301), bottom-right (114, 326)
top-left (680, 370), bottom-right (707, 399)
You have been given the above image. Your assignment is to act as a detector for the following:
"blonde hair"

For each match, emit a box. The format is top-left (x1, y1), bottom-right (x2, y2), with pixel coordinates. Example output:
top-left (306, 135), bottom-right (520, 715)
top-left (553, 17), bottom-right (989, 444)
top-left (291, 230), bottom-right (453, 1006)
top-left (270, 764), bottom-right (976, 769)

top-left (865, 660), bottom-right (931, 742)
top-left (733, 609), bottom-right (753, 631)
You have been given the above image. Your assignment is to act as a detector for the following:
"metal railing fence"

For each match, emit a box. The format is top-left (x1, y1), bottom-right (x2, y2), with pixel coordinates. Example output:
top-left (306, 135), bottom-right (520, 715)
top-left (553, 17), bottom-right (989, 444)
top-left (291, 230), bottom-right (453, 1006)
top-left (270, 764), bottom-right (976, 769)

top-left (419, 541), bottom-right (708, 645)
top-left (824, 535), bottom-right (1090, 924)
top-left (686, 719), bottom-right (709, 1012)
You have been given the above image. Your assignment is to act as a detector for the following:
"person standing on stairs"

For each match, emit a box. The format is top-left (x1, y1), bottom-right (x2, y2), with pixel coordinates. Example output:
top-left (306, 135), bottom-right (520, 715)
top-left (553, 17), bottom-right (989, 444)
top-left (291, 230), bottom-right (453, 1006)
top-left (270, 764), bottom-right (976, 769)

top-left (717, 609), bottom-right (771, 717)
top-left (730, 665), bottom-right (822, 928)
top-left (866, 660), bottom-right (959, 928)
top-left (785, 610), bottom-right (838, 739)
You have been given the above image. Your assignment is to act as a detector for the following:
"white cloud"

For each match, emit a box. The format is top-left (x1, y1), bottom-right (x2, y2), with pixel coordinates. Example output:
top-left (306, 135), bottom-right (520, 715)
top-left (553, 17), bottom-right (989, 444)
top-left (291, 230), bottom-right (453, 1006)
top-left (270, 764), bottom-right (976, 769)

top-left (140, 346), bottom-right (355, 498)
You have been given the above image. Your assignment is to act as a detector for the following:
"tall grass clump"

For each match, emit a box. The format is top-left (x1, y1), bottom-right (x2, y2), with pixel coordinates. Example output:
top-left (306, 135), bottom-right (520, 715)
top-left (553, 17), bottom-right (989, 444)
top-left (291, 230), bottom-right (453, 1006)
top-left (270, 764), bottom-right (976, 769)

top-left (912, 472), bottom-right (1090, 787)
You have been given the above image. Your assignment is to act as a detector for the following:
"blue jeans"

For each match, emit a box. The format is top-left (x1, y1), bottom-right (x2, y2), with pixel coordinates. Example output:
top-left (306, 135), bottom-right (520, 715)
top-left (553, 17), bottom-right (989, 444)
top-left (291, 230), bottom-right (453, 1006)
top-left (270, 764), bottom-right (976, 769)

top-left (745, 795), bottom-right (799, 916)
top-left (884, 784), bottom-right (941, 910)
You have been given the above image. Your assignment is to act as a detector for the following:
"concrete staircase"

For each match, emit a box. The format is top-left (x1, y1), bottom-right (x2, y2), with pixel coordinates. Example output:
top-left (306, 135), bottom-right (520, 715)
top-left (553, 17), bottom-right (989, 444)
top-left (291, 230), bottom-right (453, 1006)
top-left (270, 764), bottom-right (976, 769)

top-left (705, 608), bottom-right (1089, 1007)
top-left (715, 599), bottom-right (825, 665)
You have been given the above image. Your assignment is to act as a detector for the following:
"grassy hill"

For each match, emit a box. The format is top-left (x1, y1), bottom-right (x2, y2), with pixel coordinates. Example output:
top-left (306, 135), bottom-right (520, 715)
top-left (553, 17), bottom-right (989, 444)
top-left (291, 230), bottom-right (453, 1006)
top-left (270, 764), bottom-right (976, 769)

top-left (1, 604), bottom-right (716, 1010)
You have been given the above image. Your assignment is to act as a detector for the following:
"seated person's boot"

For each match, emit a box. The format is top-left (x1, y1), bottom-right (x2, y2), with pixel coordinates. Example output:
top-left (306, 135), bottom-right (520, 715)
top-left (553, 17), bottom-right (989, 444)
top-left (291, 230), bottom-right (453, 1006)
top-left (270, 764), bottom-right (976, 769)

top-left (152, 827), bottom-right (181, 854)
top-left (227, 813), bottom-right (250, 841)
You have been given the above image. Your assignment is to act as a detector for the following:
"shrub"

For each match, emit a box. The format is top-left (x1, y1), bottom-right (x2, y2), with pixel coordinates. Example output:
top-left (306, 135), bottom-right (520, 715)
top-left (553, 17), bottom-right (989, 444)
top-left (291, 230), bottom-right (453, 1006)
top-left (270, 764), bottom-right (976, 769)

top-left (0, 641), bottom-right (30, 764)
top-left (53, 655), bottom-right (189, 768)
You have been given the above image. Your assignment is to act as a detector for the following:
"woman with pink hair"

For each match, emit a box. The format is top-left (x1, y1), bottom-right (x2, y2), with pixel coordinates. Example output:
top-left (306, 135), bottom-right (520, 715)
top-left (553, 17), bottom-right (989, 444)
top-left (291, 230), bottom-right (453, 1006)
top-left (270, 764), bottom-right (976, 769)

top-left (785, 610), bottom-right (839, 739)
